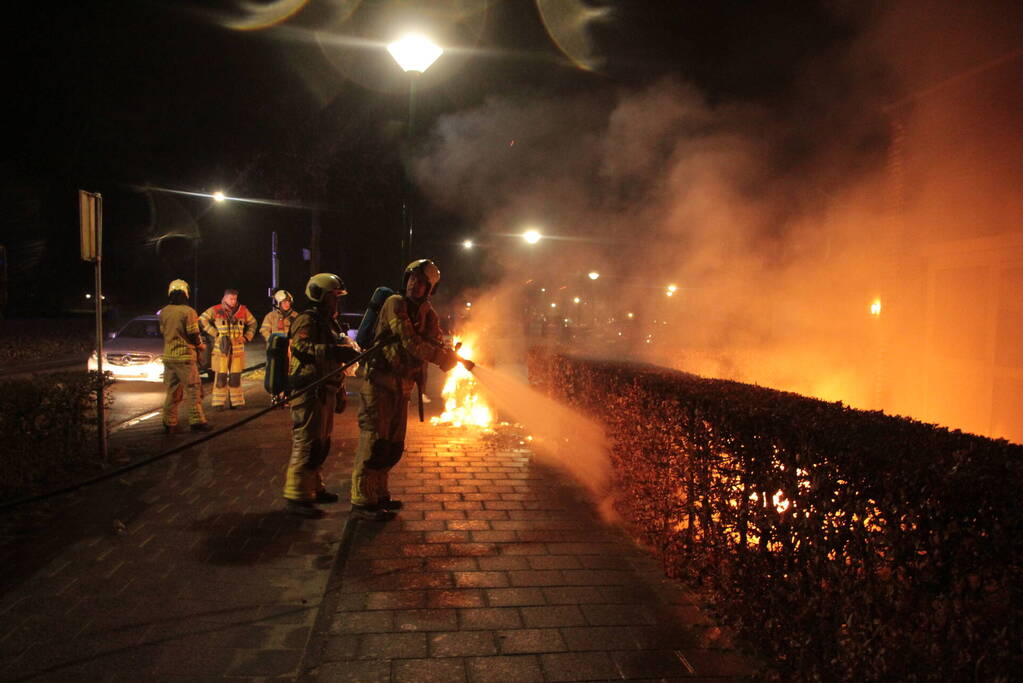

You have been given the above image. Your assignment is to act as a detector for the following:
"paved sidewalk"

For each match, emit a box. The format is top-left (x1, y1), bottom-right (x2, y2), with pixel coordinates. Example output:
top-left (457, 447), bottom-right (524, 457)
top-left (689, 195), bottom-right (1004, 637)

top-left (307, 421), bottom-right (757, 682)
top-left (1, 379), bottom-right (757, 681)
top-left (0, 380), bottom-right (360, 681)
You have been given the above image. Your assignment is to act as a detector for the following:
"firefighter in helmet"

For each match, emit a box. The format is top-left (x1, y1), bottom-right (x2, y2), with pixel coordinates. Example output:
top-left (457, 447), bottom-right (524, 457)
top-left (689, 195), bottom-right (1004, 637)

top-left (260, 289), bottom-right (298, 344)
top-left (159, 279), bottom-right (211, 433)
top-left (283, 273), bottom-right (361, 518)
top-left (350, 259), bottom-right (459, 521)
top-left (199, 289), bottom-right (257, 409)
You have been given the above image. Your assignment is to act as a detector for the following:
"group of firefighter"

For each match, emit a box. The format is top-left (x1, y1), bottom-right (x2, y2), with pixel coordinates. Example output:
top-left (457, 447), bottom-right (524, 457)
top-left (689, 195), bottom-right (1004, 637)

top-left (158, 259), bottom-right (460, 519)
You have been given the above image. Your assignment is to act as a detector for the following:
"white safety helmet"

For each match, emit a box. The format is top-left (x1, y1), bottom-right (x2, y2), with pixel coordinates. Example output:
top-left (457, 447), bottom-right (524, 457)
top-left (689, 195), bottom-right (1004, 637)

top-left (272, 289), bottom-right (293, 308)
top-left (168, 279), bottom-right (189, 298)
top-left (305, 273), bottom-right (347, 303)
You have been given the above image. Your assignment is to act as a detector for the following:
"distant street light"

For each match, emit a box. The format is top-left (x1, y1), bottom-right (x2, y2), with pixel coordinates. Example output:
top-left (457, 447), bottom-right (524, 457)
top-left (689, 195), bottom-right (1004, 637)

top-left (667, 283), bottom-right (678, 293)
top-left (871, 299), bottom-right (882, 316)
top-left (573, 297), bottom-right (581, 304)
top-left (523, 229), bottom-right (542, 244)
top-left (463, 239), bottom-right (474, 249)
top-left (212, 191), bottom-right (226, 202)
top-left (588, 271), bottom-right (600, 280)
top-left (388, 33), bottom-right (443, 266)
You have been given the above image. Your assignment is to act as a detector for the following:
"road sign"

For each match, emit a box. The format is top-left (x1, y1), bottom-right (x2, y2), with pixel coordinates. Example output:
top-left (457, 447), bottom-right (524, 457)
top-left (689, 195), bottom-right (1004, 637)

top-left (79, 190), bottom-right (102, 262)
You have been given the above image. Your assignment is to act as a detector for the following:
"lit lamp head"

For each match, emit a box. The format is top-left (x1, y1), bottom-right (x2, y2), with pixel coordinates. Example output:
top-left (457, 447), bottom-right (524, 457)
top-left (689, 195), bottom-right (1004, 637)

top-left (212, 191), bottom-right (226, 202)
top-left (523, 229), bottom-right (542, 244)
top-left (387, 34), bottom-right (443, 73)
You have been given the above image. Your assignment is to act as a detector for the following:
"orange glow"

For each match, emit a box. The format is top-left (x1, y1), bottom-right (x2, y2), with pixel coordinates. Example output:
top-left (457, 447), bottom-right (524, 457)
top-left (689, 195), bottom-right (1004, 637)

top-left (431, 337), bottom-right (493, 428)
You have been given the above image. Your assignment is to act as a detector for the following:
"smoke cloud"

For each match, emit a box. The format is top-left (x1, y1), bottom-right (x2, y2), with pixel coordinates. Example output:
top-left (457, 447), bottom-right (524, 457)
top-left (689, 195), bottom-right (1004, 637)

top-left (415, 0), bottom-right (1023, 443)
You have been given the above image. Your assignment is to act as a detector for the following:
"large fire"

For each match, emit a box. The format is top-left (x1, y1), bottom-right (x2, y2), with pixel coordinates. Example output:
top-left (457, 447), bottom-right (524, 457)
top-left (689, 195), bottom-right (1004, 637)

top-left (431, 337), bottom-right (493, 428)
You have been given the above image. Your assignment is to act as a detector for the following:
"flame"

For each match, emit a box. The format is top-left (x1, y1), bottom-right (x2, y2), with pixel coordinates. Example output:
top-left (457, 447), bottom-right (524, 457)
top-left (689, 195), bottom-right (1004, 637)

top-left (430, 337), bottom-right (493, 428)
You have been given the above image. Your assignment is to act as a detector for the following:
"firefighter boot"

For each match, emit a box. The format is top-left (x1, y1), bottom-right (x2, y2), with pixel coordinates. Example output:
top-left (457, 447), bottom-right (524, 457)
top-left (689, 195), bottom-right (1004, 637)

top-left (379, 496), bottom-right (403, 510)
top-left (286, 500), bottom-right (325, 519)
top-left (350, 504), bottom-right (395, 521)
top-left (315, 490), bottom-right (340, 504)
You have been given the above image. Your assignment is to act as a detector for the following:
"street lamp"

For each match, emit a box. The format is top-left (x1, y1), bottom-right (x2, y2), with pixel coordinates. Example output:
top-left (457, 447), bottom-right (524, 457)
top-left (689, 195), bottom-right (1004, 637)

top-left (588, 271), bottom-right (600, 280)
top-left (212, 190), bottom-right (226, 202)
top-left (463, 239), bottom-right (474, 249)
top-left (523, 229), bottom-right (542, 244)
top-left (388, 33), bottom-right (443, 266)
top-left (387, 34), bottom-right (443, 73)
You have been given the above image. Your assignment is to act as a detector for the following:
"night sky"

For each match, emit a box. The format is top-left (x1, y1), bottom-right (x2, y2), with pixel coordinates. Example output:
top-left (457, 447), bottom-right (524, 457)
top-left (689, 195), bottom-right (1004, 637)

top-left (3, 0), bottom-right (859, 319)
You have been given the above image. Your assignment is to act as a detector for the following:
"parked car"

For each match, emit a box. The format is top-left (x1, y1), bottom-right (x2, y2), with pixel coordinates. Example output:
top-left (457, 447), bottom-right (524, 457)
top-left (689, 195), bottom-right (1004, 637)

top-left (88, 315), bottom-right (165, 382)
top-left (337, 312), bottom-right (363, 342)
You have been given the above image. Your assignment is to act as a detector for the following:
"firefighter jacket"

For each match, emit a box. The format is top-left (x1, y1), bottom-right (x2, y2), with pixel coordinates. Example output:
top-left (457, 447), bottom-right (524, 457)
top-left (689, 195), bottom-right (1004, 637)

top-left (288, 309), bottom-right (359, 391)
top-left (260, 309), bottom-right (298, 343)
top-left (159, 304), bottom-right (203, 362)
top-left (366, 294), bottom-right (447, 384)
top-left (199, 303), bottom-right (257, 349)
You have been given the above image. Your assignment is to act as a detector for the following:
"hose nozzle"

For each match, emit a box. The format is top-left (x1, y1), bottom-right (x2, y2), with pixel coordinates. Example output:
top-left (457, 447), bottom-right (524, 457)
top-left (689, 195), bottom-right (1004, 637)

top-left (452, 341), bottom-right (475, 371)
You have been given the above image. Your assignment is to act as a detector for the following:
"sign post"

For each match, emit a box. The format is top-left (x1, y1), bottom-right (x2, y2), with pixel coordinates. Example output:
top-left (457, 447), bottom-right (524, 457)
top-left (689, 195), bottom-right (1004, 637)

top-left (79, 190), bottom-right (107, 461)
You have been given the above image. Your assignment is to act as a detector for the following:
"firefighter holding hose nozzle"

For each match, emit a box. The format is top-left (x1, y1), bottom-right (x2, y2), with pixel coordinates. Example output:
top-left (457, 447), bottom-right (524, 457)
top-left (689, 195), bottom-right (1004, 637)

top-left (350, 259), bottom-right (461, 521)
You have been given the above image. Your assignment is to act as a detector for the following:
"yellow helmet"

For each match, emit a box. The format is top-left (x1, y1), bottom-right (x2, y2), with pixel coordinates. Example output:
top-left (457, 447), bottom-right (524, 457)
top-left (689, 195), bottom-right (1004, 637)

top-left (168, 279), bottom-right (189, 298)
top-left (305, 273), bottom-right (347, 302)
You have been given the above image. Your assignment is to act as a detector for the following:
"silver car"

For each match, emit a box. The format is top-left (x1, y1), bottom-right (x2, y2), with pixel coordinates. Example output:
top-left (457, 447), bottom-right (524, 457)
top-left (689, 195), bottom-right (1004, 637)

top-left (87, 315), bottom-right (165, 382)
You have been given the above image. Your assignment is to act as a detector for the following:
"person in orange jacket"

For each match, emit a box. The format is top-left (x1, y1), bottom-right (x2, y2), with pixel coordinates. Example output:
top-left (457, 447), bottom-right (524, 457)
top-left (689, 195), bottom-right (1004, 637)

top-left (199, 289), bottom-right (257, 409)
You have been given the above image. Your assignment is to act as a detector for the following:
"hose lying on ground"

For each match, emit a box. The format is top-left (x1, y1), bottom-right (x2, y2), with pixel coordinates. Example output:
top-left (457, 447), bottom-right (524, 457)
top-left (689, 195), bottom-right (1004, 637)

top-left (0, 337), bottom-right (394, 514)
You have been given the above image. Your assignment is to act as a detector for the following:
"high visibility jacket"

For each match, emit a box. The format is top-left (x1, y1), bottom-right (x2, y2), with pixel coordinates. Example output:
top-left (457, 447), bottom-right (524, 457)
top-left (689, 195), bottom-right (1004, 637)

top-left (199, 304), bottom-right (257, 350)
top-left (159, 304), bottom-right (202, 362)
top-left (260, 309), bottom-right (298, 343)
top-left (288, 309), bottom-right (358, 390)
top-left (367, 295), bottom-right (445, 382)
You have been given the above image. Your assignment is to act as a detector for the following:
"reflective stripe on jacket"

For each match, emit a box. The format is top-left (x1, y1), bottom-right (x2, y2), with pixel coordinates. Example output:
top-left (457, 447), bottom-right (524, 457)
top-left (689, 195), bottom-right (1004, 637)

top-left (371, 295), bottom-right (444, 381)
top-left (159, 304), bottom-right (202, 362)
top-left (199, 304), bottom-right (257, 348)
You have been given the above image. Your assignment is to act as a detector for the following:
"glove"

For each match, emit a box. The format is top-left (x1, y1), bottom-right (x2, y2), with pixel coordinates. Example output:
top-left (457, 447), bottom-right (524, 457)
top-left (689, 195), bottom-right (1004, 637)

top-left (435, 346), bottom-right (459, 373)
top-left (333, 344), bottom-right (362, 365)
top-left (217, 335), bottom-right (231, 354)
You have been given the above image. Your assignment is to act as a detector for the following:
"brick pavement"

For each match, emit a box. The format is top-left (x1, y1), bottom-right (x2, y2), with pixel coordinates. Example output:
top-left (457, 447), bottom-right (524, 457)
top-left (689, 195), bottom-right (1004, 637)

top-left (0, 378), bottom-right (359, 681)
top-left (306, 422), bottom-right (758, 682)
top-left (1, 375), bottom-right (759, 681)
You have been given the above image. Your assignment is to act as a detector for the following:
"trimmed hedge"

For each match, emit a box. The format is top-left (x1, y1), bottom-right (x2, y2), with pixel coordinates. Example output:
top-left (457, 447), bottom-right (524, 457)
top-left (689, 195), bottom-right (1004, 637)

top-left (0, 371), bottom-right (113, 500)
top-left (528, 349), bottom-right (1022, 681)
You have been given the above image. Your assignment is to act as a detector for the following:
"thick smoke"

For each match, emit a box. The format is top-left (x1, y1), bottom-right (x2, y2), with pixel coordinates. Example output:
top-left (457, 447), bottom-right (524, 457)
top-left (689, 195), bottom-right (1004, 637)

top-left (415, 0), bottom-right (1023, 442)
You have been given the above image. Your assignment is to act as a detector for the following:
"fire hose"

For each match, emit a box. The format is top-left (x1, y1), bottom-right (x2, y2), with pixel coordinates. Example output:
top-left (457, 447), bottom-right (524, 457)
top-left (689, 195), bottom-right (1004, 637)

top-left (0, 335), bottom-right (399, 514)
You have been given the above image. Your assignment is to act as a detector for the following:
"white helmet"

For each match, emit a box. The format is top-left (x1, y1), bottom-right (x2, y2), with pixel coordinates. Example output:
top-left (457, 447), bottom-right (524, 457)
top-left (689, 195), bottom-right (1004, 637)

top-left (305, 273), bottom-right (347, 303)
top-left (168, 279), bottom-right (189, 298)
top-left (272, 289), bottom-right (293, 308)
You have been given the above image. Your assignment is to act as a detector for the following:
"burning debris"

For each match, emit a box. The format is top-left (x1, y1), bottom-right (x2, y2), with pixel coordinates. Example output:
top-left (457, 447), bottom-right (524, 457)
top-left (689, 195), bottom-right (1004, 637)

top-left (430, 337), bottom-right (493, 429)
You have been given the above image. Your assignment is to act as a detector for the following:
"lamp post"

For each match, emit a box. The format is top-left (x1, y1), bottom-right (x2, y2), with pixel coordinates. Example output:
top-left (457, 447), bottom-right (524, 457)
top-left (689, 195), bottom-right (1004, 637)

top-left (388, 34), bottom-right (443, 266)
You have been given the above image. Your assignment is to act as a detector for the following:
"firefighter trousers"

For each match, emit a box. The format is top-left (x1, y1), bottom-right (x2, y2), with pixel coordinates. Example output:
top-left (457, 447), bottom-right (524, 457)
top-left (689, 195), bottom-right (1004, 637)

top-left (163, 360), bottom-right (206, 427)
top-left (351, 375), bottom-right (410, 507)
top-left (284, 385), bottom-right (336, 501)
top-left (212, 346), bottom-right (245, 407)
